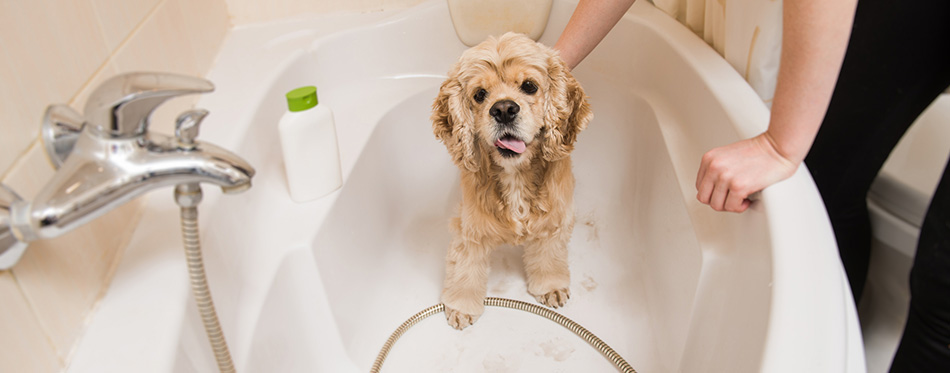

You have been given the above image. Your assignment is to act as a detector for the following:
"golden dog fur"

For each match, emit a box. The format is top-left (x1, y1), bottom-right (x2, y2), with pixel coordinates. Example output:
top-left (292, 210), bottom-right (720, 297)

top-left (431, 32), bottom-right (592, 329)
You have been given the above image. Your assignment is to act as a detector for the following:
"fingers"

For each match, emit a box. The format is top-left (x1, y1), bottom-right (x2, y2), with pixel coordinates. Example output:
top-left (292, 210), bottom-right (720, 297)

top-left (694, 134), bottom-right (802, 213)
top-left (696, 149), bottom-right (753, 213)
top-left (696, 153), bottom-right (710, 192)
top-left (696, 175), bottom-right (714, 206)
top-left (695, 152), bottom-right (715, 204)
top-left (724, 190), bottom-right (752, 213)
top-left (702, 187), bottom-right (752, 213)
top-left (709, 179), bottom-right (728, 211)
top-left (707, 180), bottom-right (752, 212)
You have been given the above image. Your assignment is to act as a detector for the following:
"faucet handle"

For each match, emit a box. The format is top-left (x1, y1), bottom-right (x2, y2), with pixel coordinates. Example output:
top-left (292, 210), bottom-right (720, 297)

top-left (41, 104), bottom-right (86, 169)
top-left (175, 109), bottom-right (209, 148)
top-left (84, 72), bottom-right (214, 138)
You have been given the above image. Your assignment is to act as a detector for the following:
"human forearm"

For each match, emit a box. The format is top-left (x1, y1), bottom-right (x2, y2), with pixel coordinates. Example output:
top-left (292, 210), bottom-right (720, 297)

top-left (553, 0), bottom-right (636, 70)
top-left (766, 0), bottom-right (857, 164)
top-left (695, 0), bottom-right (858, 212)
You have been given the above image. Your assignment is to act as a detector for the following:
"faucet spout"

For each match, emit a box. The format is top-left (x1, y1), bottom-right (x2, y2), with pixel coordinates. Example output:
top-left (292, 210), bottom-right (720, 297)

top-left (10, 129), bottom-right (255, 243)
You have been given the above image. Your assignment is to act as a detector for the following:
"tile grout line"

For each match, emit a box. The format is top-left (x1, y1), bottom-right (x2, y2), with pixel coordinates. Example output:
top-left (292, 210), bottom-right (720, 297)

top-left (68, 0), bottom-right (170, 106)
top-left (0, 139), bottom-right (40, 184)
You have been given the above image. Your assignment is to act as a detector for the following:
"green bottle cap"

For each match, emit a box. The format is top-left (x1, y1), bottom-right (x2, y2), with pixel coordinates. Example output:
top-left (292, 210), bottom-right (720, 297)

top-left (286, 86), bottom-right (318, 112)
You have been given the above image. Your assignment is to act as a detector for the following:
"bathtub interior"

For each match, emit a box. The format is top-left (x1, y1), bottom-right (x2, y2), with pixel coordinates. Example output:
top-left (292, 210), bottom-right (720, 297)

top-left (191, 2), bottom-right (785, 373)
top-left (144, 1), bottom-right (821, 372)
top-left (303, 83), bottom-right (700, 373)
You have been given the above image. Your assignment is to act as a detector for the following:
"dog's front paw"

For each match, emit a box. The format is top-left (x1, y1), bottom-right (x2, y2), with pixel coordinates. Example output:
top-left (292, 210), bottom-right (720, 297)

top-left (444, 306), bottom-right (481, 330)
top-left (536, 288), bottom-right (570, 309)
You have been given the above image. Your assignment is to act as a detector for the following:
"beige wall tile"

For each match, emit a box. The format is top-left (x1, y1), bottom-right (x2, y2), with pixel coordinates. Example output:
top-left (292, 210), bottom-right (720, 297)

top-left (177, 0), bottom-right (232, 75)
top-left (0, 1), bottom-right (110, 178)
top-left (0, 47), bottom-right (41, 180)
top-left (0, 143), bottom-right (56, 203)
top-left (0, 272), bottom-right (63, 372)
top-left (111, 0), bottom-right (230, 77)
top-left (13, 198), bottom-right (145, 361)
top-left (91, 0), bottom-right (163, 51)
top-left (69, 61), bottom-right (121, 116)
top-left (225, 0), bottom-right (426, 25)
top-left (113, 0), bottom-right (200, 76)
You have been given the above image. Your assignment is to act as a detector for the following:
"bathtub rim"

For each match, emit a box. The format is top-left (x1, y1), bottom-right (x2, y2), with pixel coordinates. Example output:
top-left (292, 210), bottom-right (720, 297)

top-left (615, 2), bottom-right (864, 371)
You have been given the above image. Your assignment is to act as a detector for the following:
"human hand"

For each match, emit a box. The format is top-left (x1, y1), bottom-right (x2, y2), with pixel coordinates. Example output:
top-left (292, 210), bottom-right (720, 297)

top-left (695, 133), bottom-right (799, 212)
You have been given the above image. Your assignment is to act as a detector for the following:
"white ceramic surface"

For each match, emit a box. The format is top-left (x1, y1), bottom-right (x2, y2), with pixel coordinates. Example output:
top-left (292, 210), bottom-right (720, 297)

top-left (68, 1), bottom-right (864, 372)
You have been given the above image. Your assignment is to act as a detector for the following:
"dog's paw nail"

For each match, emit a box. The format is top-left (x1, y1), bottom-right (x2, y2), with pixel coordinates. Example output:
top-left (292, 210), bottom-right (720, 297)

top-left (539, 288), bottom-right (570, 308)
top-left (445, 307), bottom-right (478, 330)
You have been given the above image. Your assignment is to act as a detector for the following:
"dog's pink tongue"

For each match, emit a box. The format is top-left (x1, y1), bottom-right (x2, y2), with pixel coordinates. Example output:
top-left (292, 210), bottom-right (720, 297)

top-left (495, 138), bottom-right (526, 154)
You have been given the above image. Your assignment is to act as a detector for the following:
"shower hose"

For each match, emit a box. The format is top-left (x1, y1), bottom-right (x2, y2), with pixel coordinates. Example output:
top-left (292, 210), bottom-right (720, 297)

top-left (371, 297), bottom-right (637, 373)
top-left (175, 183), bottom-right (236, 373)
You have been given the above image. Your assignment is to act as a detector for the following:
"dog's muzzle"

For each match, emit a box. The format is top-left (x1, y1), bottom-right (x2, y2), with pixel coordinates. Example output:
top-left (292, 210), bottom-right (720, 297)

top-left (490, 100), bottom-right (526, 157)
top-left (490, 100), bottom-right (520, 124)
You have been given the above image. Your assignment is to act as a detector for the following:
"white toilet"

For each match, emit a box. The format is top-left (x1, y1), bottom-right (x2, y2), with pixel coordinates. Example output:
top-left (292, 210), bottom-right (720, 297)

top-left (861, 93), bottom-right (950, 372)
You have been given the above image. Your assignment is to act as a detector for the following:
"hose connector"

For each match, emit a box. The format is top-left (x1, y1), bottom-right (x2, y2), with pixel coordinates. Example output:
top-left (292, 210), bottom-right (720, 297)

top-left (174, 183), bottom-right (203, 208)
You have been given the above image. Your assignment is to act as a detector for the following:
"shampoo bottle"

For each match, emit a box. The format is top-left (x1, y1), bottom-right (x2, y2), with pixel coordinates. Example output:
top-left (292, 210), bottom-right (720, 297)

top-left (278, 86), bottom-right (342, 202)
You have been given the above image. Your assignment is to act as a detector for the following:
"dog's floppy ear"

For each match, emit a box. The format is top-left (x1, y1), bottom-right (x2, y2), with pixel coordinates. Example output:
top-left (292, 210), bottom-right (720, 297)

top-left (432, 69), bottom-right (478, 172)
top-left (540, 52), bottom-right (592, 162)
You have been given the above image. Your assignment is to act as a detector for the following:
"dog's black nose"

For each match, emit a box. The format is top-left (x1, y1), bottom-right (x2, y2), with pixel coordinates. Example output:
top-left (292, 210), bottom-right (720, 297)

top-left (490, 100), bottom-right (520, 124)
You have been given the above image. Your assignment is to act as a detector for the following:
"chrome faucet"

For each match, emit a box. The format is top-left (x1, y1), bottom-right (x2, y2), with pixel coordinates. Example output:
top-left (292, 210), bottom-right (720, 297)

top-left (0, 72), bottom-right (255, 269)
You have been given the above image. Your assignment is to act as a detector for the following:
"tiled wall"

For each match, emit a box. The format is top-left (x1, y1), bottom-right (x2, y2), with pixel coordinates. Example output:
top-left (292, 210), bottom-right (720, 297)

top-left (0, 0), bottom-right (230, 371)
top-left (224, 0), bottom-right (426, 25)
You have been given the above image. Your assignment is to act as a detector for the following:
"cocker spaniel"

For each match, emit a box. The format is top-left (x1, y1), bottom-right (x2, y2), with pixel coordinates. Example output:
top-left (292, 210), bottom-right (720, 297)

top-left (432, 32), bottom-right (592, 329)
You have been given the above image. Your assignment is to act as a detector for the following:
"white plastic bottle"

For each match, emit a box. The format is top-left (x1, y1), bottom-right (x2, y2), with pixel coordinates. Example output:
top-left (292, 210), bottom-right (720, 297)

top-left (278, 86), bottom-right (342, 202)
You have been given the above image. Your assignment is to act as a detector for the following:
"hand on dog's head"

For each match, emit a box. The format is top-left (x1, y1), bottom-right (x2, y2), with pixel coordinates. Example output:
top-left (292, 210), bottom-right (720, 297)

top-left (432, 32), bottom-right (592, 172)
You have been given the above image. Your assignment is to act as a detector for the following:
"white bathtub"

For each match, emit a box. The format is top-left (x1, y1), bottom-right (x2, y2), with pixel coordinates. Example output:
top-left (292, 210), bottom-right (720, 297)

top-left (68, 1), bottom-right (864, 372)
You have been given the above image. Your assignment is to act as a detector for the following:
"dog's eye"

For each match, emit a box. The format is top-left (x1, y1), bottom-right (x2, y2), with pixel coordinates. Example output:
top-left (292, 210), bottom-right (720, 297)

top-left (520, 80), bottom-right (538, 95)
top-left (473, 88), bottom-right (488, 103)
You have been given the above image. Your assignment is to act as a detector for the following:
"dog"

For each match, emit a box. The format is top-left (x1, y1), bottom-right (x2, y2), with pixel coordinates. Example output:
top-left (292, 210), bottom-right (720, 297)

top-left (431, 32), bottom-right (592, 330)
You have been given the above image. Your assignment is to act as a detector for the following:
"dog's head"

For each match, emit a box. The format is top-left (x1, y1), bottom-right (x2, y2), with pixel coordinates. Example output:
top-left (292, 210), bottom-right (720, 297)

top-left (432, 32), bottom-right (592, 172)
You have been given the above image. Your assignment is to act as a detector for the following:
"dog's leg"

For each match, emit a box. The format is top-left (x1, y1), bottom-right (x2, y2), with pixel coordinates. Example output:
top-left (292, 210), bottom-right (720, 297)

top-left (441, 229), bottom-right (493, 330)
top-left (524, 231), bottom-right (571, 308)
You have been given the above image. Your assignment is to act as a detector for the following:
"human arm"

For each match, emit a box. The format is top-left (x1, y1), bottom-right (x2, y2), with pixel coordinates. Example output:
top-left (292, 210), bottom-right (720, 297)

top-left (695, 0), bottom-right (857, 212)
top-left (553, 0), bottom-right (637, 70)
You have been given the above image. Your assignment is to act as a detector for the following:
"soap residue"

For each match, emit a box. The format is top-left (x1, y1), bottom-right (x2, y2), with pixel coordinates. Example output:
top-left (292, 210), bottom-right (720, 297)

top-left (536, 337), bottom-right (575, 362)
top-left (482, 352), bottom-right (523, 373)
top-left (581, 274), bottom-right (599, 292)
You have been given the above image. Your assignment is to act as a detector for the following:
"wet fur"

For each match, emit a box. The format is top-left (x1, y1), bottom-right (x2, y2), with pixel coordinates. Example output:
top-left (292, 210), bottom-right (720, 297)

top-left (432, 33), bottom-right (592, 329)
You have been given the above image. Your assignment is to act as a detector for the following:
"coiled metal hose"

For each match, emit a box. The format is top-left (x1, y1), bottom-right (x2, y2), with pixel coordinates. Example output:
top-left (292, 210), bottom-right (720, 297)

top-left (177, 184), bottom-right (236, 373)
top-left (371, 297), bottom-right (637, 373)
